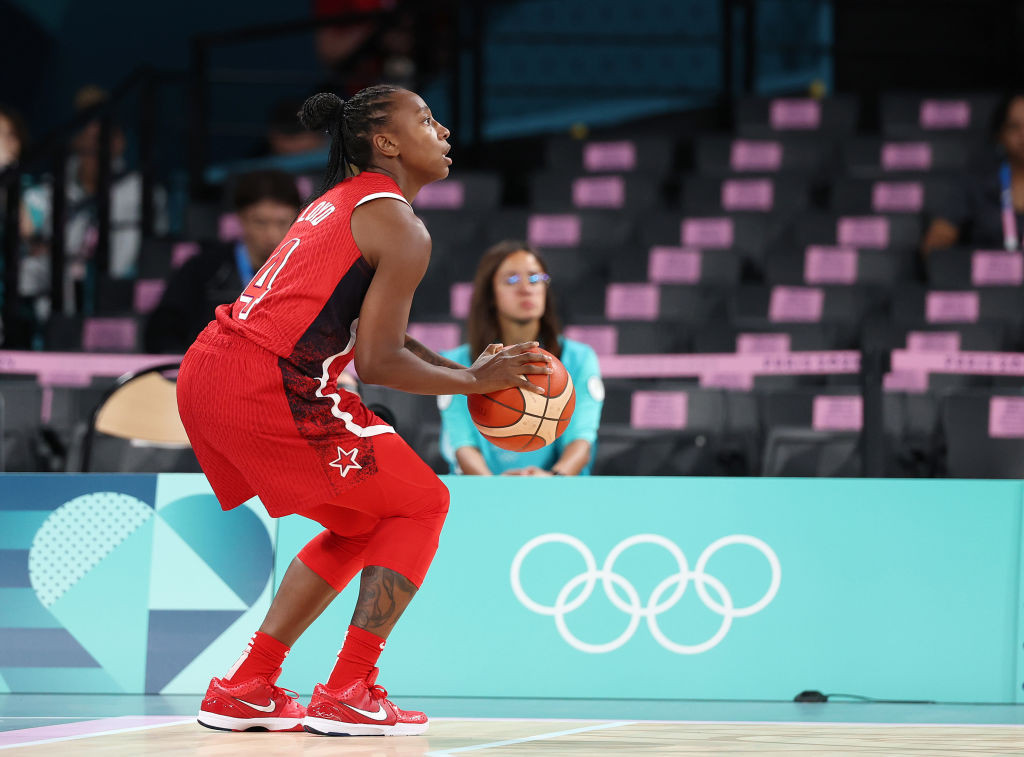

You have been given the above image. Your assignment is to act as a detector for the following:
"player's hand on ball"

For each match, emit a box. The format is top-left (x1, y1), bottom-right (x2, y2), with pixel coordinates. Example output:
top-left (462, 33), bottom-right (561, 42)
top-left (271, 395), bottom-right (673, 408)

top-left (467, 341), bottom-right (552, 395)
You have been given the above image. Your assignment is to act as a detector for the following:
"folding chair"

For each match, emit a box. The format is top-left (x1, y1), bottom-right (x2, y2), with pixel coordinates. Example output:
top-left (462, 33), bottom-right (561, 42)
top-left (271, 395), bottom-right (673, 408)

top-left (76, 363), bottom-right (198, 472)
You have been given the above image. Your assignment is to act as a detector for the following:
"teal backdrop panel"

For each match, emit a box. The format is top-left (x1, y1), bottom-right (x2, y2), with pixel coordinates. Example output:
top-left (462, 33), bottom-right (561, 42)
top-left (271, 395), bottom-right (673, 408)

top-left (0, 474), bottom-right (277, 694)
top-left (0, 474), bottom-right (1021, 700)
top-left (275, 477), bottom-right (1023, 703)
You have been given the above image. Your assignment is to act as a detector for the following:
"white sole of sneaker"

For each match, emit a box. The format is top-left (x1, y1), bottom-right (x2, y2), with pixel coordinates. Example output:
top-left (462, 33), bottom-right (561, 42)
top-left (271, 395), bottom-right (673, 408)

top-left (197, 710), bottom-right (303, 732)
top-left (302, 716), bottom-right (428, 736)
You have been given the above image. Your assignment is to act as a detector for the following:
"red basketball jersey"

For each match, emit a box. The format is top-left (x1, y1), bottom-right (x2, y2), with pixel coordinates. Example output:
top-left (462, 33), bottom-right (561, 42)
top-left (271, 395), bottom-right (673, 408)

top-left (212, 170), bottom-right (408, 384)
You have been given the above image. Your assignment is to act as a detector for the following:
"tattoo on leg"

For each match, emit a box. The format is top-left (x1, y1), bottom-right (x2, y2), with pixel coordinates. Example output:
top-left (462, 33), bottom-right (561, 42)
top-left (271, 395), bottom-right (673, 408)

top-left (351, 566), bottom-right (418, 637)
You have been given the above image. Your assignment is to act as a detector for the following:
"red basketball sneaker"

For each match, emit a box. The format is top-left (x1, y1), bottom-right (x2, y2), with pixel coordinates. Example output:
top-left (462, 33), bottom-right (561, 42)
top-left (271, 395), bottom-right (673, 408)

top-left (197, 669), bottom-right (305, 732)
top-left (303, 667), bottom-right (428, 736)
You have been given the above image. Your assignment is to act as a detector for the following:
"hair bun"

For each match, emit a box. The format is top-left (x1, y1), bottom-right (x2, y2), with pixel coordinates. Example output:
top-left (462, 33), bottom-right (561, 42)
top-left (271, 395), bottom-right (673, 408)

top-left (298, 92), bottom-right (343, 132)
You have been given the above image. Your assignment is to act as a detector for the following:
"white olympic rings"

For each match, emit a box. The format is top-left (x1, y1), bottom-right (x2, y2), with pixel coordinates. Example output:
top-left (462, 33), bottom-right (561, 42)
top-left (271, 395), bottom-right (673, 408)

top-left (510, 533), bottom-right (781, 654)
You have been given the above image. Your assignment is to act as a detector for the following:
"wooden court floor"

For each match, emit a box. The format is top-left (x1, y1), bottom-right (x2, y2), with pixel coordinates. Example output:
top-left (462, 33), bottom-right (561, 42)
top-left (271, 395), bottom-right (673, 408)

top-left (3, 712), bottom-right (1024, 755)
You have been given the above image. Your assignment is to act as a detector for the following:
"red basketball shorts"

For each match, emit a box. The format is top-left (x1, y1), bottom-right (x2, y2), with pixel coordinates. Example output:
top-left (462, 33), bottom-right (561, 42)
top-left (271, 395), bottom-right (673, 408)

top-left (177, 325), bottom-right (449, 587)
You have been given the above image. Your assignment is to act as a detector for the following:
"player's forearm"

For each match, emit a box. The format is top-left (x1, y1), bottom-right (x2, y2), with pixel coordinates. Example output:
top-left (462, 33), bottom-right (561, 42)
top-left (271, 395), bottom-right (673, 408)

top-left (404, 334), bottom-right (465, 370)
top-left (551, 439), bottom-right (591, 475)
top-left (357, 347), bottom-right (477, 396)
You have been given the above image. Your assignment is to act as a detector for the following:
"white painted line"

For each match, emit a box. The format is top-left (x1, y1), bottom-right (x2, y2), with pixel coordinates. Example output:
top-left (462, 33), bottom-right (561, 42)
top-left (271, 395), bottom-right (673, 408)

top-left (430, 717), bottom-right (621, 723)
top-left (0, 718), bottom-right (98, 721)
top-left (431, 716), bottom-right (1024, 729)
top-left (425, 720), bottom-right (636, 756)
top-left (605, 719), bottom-right (1024, 728)
top-left (0, 718), bottom-right (191, 750)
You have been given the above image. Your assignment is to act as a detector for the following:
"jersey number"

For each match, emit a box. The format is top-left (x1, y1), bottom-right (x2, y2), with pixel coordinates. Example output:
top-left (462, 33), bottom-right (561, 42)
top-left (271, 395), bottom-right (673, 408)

top-left (237, 237), bottom-right (300, 320)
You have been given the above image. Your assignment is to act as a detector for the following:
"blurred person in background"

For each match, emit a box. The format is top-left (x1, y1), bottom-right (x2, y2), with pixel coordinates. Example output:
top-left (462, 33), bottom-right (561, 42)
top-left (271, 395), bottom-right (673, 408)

top-left (258, 98), bottom-right (329, 157)
top-left (144, 170), bottom-right (301, 354)
top-left (438, 240), bottom-right (604, 476)
top-left (921, 92), bottom-right (1024, 256)
top-left (0, 104), bottom-right (28, 173)
top-left (0, 104), bottom-right (31, 241)
top-left (314, 0), bottom-right (420, 95)
top-left (22, 85), bottom-right (166, 311)
top-left (0, 103), bottom-right (36, 347)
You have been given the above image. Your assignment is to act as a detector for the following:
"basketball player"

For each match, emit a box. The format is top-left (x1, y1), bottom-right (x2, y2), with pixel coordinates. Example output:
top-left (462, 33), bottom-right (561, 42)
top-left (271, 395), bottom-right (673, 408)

top-left (176, 86), bottom-right (551, 736)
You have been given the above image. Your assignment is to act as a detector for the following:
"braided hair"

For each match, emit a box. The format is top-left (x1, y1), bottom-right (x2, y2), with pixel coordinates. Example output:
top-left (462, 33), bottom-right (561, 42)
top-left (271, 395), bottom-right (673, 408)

top-left (298, 85), bottom-right (401, 201)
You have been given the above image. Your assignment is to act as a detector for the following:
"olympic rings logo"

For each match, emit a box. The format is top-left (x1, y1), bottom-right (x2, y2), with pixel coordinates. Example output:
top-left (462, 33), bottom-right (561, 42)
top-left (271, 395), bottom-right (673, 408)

top-left (510, 533), bottom-right (781, 654)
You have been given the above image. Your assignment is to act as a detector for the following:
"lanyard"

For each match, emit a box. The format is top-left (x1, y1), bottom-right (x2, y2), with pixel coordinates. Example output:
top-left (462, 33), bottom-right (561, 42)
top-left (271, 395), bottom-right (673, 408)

top-left (1000, 162), bottom-right (1020, 251)
top-left (235, 242), bottom-right (255, 283)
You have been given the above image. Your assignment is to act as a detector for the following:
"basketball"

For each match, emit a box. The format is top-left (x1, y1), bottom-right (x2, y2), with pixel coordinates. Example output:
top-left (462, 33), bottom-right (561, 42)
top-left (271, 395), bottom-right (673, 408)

top-left (468, 348), bottom-right (576, 452)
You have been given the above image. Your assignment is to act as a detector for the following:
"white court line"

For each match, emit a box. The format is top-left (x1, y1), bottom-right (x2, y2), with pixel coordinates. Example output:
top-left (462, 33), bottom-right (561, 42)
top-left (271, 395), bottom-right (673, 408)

top-left (0, 718), bottom-right (98, 721)
top-left (603, 719), bottom-right (1024, 728)
top-left (435, 716), bottom-right (1024, 728)
top-left (0, 718), bottom-right (191, 750)
top-left (425, 720), bottom-right (636, 756)
top-left (431, 717), bottom-right (620, 723)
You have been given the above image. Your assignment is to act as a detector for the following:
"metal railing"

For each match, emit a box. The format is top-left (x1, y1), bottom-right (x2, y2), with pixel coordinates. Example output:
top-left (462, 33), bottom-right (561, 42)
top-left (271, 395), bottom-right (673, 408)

top-left (0, 67), bottom-right (179, 331)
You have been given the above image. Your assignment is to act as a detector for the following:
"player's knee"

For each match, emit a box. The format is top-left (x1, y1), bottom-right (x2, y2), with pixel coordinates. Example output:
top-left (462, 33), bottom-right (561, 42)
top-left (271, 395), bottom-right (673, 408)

top-left (428, 478), bottom-right (450, 521)
top-left (410, 477), bottom-right (449, 532)
top-left (297, 529), bottom-right (361, 590)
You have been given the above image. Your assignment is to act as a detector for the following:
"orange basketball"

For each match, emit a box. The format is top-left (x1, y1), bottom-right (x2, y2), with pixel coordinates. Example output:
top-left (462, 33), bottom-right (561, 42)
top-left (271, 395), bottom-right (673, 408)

top-left (467, 348), bottom-right (576, 452)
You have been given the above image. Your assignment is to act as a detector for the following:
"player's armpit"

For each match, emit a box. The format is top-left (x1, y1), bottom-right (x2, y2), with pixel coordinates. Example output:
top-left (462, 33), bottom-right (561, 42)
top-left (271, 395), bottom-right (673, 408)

top-left (351, 199), bottom-right (476, 395)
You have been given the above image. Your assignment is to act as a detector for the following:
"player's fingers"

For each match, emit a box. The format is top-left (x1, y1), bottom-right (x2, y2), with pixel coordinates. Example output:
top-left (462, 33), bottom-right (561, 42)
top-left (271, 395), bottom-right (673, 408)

top-left (504, 341), bottom-right (541, 356)
top-left (519, 363), bottom-right (552, 375)
top-left (518, 376), bottom-right (546, 394)
top-left (486, 343), bottom-right (504, 355)
top-left (510, 351), bottom-right (552, 366)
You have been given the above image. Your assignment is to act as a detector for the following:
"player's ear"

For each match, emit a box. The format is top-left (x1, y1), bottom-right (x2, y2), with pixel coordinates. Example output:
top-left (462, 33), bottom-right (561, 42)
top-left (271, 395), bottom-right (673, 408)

top-left (373, 132), bottom-right (400, 158)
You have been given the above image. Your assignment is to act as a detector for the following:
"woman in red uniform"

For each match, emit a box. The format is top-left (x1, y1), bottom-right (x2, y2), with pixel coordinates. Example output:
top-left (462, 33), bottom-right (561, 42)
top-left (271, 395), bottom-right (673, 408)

top-left (177, 85), bottom-right (550, 737)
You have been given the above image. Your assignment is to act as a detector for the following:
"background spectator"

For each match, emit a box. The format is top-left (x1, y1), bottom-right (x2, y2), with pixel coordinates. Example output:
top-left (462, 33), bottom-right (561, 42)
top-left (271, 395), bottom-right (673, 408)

top-left (0, 104), bottom-right (28, 172)
top-left (22, 85), bottom-right (167, 309)
top-left (438, 240), bottom-right (604, 477)
top-left (0, 104), bottom-right (31, 240)
top-left (259, 98), bottom-right (329, 157)
top-left (921, 91), bottom-right (1024, 256)
top-left (144, 170), bottom-right (300, 354)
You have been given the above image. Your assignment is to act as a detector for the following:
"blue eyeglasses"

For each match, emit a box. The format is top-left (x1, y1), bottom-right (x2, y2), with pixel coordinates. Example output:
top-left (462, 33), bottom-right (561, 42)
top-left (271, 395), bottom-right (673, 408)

top-left (502, 272), bottom-right (551, 287)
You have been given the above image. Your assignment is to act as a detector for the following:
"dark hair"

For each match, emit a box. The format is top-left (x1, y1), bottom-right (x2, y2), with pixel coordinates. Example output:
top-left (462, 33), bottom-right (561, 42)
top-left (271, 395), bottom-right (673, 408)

top-left (231, 170), bottom-right (302, 212)
top-left (991, 92), bottom-right (1024, 139)
top-left (298, 85), bottom-right (401, 199)
top-left (0, 104), bottom-right (29, 157)
top-left (467, 240), bottom-right (563, 361)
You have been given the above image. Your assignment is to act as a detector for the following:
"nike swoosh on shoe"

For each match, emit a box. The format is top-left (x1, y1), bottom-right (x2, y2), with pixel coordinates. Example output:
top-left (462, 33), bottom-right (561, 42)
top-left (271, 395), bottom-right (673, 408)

top-left (234, 697), bottom-right (277, 713)
top-left (340, 701), bottom-right (390, 722)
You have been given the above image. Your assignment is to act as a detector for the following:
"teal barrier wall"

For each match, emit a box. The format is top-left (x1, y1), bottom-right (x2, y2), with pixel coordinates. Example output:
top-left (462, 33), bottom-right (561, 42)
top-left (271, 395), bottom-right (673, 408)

top-left (2, 475), bottom-right (1022, 702)
top-left (277, 477), bottom-right (1024, 704)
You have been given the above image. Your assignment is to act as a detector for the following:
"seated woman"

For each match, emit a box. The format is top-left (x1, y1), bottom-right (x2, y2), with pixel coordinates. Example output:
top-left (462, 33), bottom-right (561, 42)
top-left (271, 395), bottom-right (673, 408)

top-left (921, 92), bottom-right (1024, 256)
top-left (438, 240), bottom-right (604, 476)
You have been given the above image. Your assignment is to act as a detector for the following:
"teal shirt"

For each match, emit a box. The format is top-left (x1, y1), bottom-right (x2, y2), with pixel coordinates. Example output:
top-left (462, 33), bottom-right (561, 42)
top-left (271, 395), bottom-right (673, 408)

top-left (438, 337), bottom-right (604, 474)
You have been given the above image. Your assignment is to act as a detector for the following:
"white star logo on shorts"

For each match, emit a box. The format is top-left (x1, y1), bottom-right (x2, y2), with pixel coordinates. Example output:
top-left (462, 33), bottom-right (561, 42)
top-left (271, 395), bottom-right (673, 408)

top-left (329, 447), bottom-right (362, 477)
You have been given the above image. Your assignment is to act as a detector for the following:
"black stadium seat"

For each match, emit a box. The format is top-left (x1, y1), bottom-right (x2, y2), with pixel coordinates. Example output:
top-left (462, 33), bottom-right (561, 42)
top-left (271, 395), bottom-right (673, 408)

top-left (879, 93), bottom-right (1000, 139)
top-left (942, 390), bottom-right (1024, 478)
top-left (734, 95), bottom-right (859, 138)
top-left (692, 135), bottom-right (831, 177)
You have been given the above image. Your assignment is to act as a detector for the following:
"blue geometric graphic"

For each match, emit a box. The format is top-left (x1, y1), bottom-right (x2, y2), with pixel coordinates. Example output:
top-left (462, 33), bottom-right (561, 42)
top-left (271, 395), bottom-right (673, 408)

top-left (47, 518), bottom-right (155, 692)
top-left (145, 610), bottom-right (244, 693)
top-left (0, 628), bottom-right (99, 667)
top-left (0, 475), bottom-right (276, 694)
top-left (0, 474), bottom-right (156, 511)
top-left (0, 551), bottom-right (30, 587)
top-left (161, 494), bottom-right (274, 606)
top-left (0, 589), bottom-right (60, 628)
